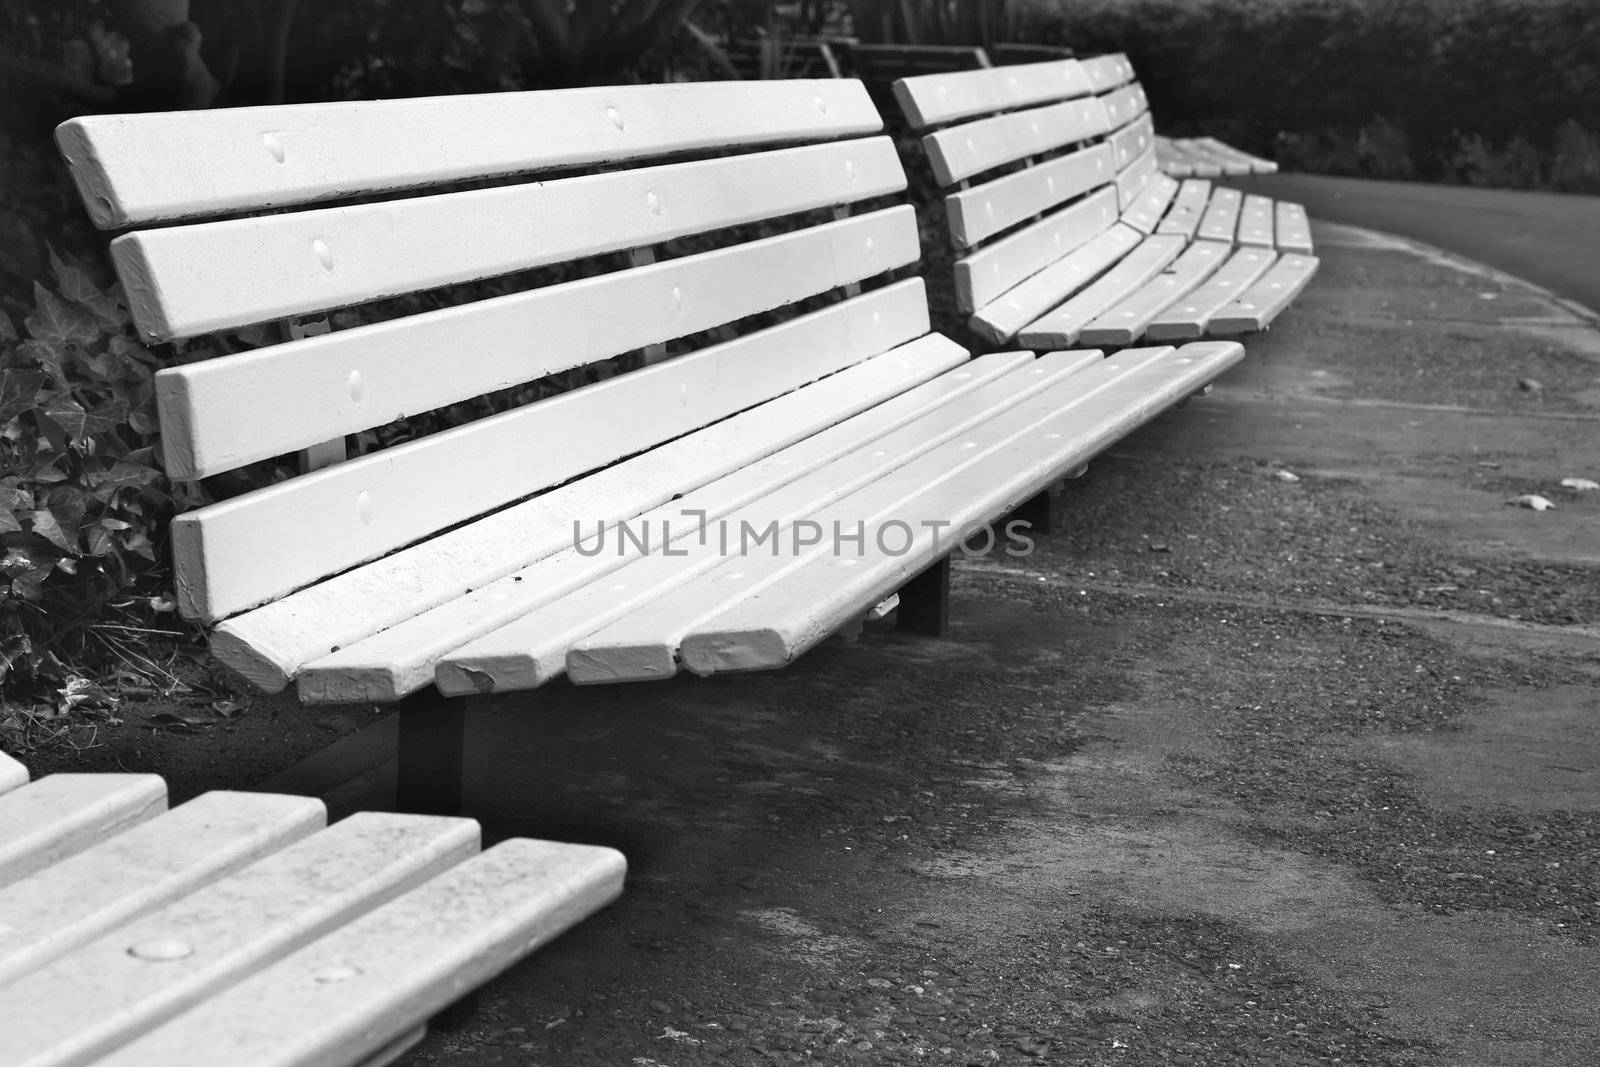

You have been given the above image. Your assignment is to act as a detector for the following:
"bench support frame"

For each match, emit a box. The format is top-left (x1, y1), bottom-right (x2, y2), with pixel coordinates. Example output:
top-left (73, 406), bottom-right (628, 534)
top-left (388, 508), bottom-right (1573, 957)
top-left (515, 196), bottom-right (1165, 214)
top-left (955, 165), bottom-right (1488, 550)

top-left (897, 556), bottom-right (951, 637)
top-left (397, 688), bottom-right (472, 817)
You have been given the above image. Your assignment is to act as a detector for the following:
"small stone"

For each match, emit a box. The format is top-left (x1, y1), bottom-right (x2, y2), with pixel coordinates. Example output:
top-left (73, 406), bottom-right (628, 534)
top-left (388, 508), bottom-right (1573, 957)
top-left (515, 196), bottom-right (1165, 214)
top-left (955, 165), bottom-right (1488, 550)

top-left (1518, 378), bottom-right (1543, 392)
top-left (1508, 494), bottom-right (1556, 511)
top-left (1274, 469), bottom-right (1301, 482)
top-left (1148, 542), bottom-right (1171, 553)
top-left (1560, 477), bottom-right (1598, 491)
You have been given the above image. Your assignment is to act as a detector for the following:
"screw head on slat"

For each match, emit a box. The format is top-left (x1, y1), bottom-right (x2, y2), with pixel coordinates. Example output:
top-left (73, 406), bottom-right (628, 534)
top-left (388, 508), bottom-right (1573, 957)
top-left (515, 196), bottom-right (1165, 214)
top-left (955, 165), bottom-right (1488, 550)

top-left (129, 938), bottom-right (193, 961)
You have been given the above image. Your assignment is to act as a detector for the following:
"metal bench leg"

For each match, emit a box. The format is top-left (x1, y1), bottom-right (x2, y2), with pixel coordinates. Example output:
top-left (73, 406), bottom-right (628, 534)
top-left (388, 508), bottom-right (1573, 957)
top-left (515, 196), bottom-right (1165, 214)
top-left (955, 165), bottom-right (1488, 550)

top-left (897, 556), bottom-right (951, 637)
top-left (396, 688), bottom-right (468, 817)
top-left (1009, 482), bottom-right (1064, 536)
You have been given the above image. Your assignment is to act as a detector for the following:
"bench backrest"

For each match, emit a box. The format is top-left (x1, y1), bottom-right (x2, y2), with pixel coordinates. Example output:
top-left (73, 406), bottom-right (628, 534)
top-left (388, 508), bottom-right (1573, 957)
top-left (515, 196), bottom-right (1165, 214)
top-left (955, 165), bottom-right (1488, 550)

top-left (57, 81), bottom-right (928, 624)
top-left (723, 36), bottom-right (848, 80)
top-left (848, 43), bottom-right (992, 81)
top-left (892, 53), bottom-right (1153, 314)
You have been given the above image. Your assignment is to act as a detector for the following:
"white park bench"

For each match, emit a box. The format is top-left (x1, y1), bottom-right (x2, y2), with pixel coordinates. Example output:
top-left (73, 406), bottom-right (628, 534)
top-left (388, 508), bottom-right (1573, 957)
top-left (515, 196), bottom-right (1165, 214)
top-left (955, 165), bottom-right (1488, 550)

top-left (894, 52), bottom-right (1319, 348)
top-left (56, 78), bottom-right (1243, 815)
top-left (0, 749), bottom-right (623, 1066)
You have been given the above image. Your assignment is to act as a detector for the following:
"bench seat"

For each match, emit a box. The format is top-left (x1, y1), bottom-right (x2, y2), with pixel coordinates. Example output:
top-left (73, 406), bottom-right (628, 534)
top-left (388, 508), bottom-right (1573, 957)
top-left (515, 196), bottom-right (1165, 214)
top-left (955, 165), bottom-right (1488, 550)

top-left (0, 763), bottom-right (623, 1067)
top-left (1157, 135), bottom-right (1280, 178)
top-left (895, 53), bottom-right (1318, 348)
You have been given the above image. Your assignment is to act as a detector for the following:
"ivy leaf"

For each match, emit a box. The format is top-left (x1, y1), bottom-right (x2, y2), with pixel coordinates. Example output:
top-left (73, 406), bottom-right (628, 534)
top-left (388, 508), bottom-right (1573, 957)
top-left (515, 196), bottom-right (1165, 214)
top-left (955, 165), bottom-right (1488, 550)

top-left (48, 248), bottom-right (123, 328)
top-left (25, 283), bottom-right (101, 347)
top-left (86, 459), bottom-right (162, 493)
top-left (18, 339), bottom-right (71, 389)
top-left (42, 397), bottom-right (130, 442)
top-left (0, 369), bottom-right (48, 429)
top-left (29, 509), bottom-right (78, 553)
top-left (0, 310), bottom-right (16, 342)
top-left (0, 510), bottom-right (21, 535)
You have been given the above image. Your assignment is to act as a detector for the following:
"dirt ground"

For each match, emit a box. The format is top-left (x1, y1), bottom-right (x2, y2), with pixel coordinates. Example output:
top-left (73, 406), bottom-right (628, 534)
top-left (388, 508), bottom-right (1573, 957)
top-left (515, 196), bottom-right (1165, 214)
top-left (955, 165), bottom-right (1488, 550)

top-left (16, 223), bottom-right (1600, 1065)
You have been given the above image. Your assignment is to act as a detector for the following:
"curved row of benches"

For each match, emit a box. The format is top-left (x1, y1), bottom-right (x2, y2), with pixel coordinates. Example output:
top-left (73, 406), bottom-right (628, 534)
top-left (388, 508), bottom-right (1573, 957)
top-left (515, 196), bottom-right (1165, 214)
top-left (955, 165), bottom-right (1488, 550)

top-left (894, 52), bottom-right (1319, 351)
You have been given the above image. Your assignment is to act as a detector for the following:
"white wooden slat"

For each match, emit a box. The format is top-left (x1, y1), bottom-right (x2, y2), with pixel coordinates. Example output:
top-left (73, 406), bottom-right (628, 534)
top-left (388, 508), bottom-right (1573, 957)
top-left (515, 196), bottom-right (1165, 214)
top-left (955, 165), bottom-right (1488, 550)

top-left (1211, 254), bottom-right (1320, 334)
top-left (892, 59), bottom-right (1093, 130)
top-left (209, 285), bottom-right (945, 690)
top-left (945, 143), bottom-right (1115, 248)
top-left (302, 346), bottom-right (1024, 703)
top-left (176, 281), bottom-right (931, 627)
top-left (1097, 83), bottom-right (1148, 135)
top-left (1120, 173), bottom-right (1180, 234)
top-left (1079, 53), bottom-right (1136, 93)
top-left (1236, 193), bottom-right (1276, 247)
top-left (1077, 240), bottom-right (1233, 346)
top-left (1155, 138), bottom-right (1218, 178)
top-left (157, 205), bottom-right (919, 480)
top-left (954, 186), bottom-right (1120, 314)
top-left (1275, 200), bottom-right (1315, 254)
top-left (1173, 137), bottom-right (1248, 176)
top-left (0, 812), bottom-right (478, 1067)
top-left (448, 353), bottom-right (1102, 693)
top-left (1108, 114), bottom-right (1155, 173)
top-left (969, 222), bottom-right (1142, 343)
top-left (921, 96), bottom-right (1110, 186)
top-left (1115, 143), bottom-right (1158, 210)
top-left (1197, 186), bottom-right (1244, 243)
top-left (0, 751), bottom-right (25, 795)
top-left (677, 343), bottom-right (1247, 677)
top-left (569, 342), bottom-right (1243, 682)
top-left (0, 774), bottom-right (165, 889)
top-left (1196, 136), bottom-right (1278, 174)
top-left (1016, 234), bottom-right (1188, 349)
top-left (1145, 246), bottom-right (1278, 341)
top-left (114, 136), bottom-right (906, 341)
top-left (57, 80), bottom-right (882, 229)
top-left (91, 839), bottom-right (626, 1067)
top-left (1155, 178), bottom-right (1214, 240)
top-left (0, 791), bottom-right (324, 986)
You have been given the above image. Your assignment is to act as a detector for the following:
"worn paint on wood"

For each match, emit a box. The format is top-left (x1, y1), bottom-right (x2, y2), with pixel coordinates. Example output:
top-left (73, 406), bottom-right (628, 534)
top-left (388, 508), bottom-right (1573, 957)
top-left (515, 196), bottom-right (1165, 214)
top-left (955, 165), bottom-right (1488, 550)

top-left (0, 775), bottom-right (165, 890)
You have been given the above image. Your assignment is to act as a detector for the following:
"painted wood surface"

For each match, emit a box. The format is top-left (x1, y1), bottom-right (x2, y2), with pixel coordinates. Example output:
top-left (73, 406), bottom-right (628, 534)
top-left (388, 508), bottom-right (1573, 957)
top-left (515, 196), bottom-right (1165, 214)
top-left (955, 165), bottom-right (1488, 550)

top-left (1197, 136), bottom-right (1279, 174)
top-left (176, 282), bottom-right (931, 626)
top-left (435, 353), bottom-right (1083, 694)
top-left (57, 80), bottom-right (881, 228)
top-left (1145, 247), bottom-right (1279, 341)
top-left (569, 343), bottom-right (1241, 682)
top-left (210, 301), bottom-right (950, 692)
top-left (892, 58), bottom-right (1092, 130)
top-left (1078, 240), bottom-right (1233, 346)
top-left (969, 223), bottom-right (1142, 343)
top-left (1275, 201), bottom-right (1315, 254)
top-left (920, 96), bottom-right (1110, 186)
top-left (1155, 179), bottom-right (1214, 240)
top-left (535, 353), bottom-right (1102, 688)
top-left (157, 205), bottom-right (919, 480)
top-left (1098, 84), bottom-right (1149, 140)
top-left (1120, 173), bottom-right (1180, 235)
top-left (92, 840), bottom-right (626, 1067)
top-left (1197, 186), bottom-right (1244, 243)
top-left (302, 344), bottom-right (1014, 703)
top-left (945, 143), bottom-right (1115, 247)
top-left (1115, 143), bottom-right (1158, 210)
top-left (0, 774), bottom-right (165, 889)
top-left (0, 791), bottom-right (323, 986)
top-left (1017, 234), bottom-right (1188, 348)
top-left (1236, 194), bottom-right (1277, 247)
top-left (0, 812), bottom-right (478, 1067)
top-left (1107, 114), bottom-right (1155, 174)
top-left (954, 186), bottom-right (1120, 314)
top-left (0, 751), bottom-right (25, 795)
top-left (114, 136), bottom-right (905, 341)
top-left (1078, 53), bottom-right (1136, 93)
top-left (1210, 254), bottom-right (1321, 333)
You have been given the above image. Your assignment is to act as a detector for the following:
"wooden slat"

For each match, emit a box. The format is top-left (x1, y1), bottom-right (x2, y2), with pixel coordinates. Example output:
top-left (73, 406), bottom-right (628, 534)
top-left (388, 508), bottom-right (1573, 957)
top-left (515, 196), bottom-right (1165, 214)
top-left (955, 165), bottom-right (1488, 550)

top-left (1097, 83), bottom-right (1148, 134)
top-left (303, 350), bottom-right (1031, 702)
top-left (1236, 193), bottom-right (1276, 247)
top-left (176, 281), bottom-right (932, 626)
top-left (1210, 254), bottom-right (1321, 334)
top-left (955, 186), bottom-right (1120, 314)
top-left (1120, 173), bottom-right (1180, 235)
top-left (1115, 143), bottom-right (1158, 210)
top-left (1145, 246), bottom-right (1278, 341)
top-left (1155, 137), bottom-right (1221, 178)
top-left (1077, 240), bottom-right (1233, 346)
top-left (569, 342), bottom-right (1244, 682)
top-left (1108, 114), bottom-right (1155, 172)
top-left (0, 751), bottom-right (25, 795)
top-left (157, 205), bottom-right (920, 480)
top-left (1275, 200), bottom-right (1315, 254)
top-left (0, 791), bottom-right (324, 985)
top-left (1017, 234), bottom-right (1188, 349)
top-left (57, 80), bottom-right (882, 228)
top-left (1197, 186), bottom-right (1244, 242)
top-left (0, 774), bottom-right (165, 889)
top-left (921, 96), bottom-right (1110, 186)
top-left (209, 289), bottom-right (949, 690)
top-left (91, 840), bottom-right (625, 1067)
top-left (1079, 53), bottom-right (1136, 93)
top-left (442, 353), bottom-right (1101, 694)
top-left (1196, 136), bottom-right (1279, 174)
top-left (0, 812), bottom-right (478, 1067)
top-left (1155, 178), bottom-right (1213, 240)
top-left (114, 136), bottom-right (906, 341)
top-left (946, 143), bottom-right (1114, 247)
top-left (892, 59), bottom-right (1092, 130)
top-left (969, 221), bottom-right (1142, 343)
